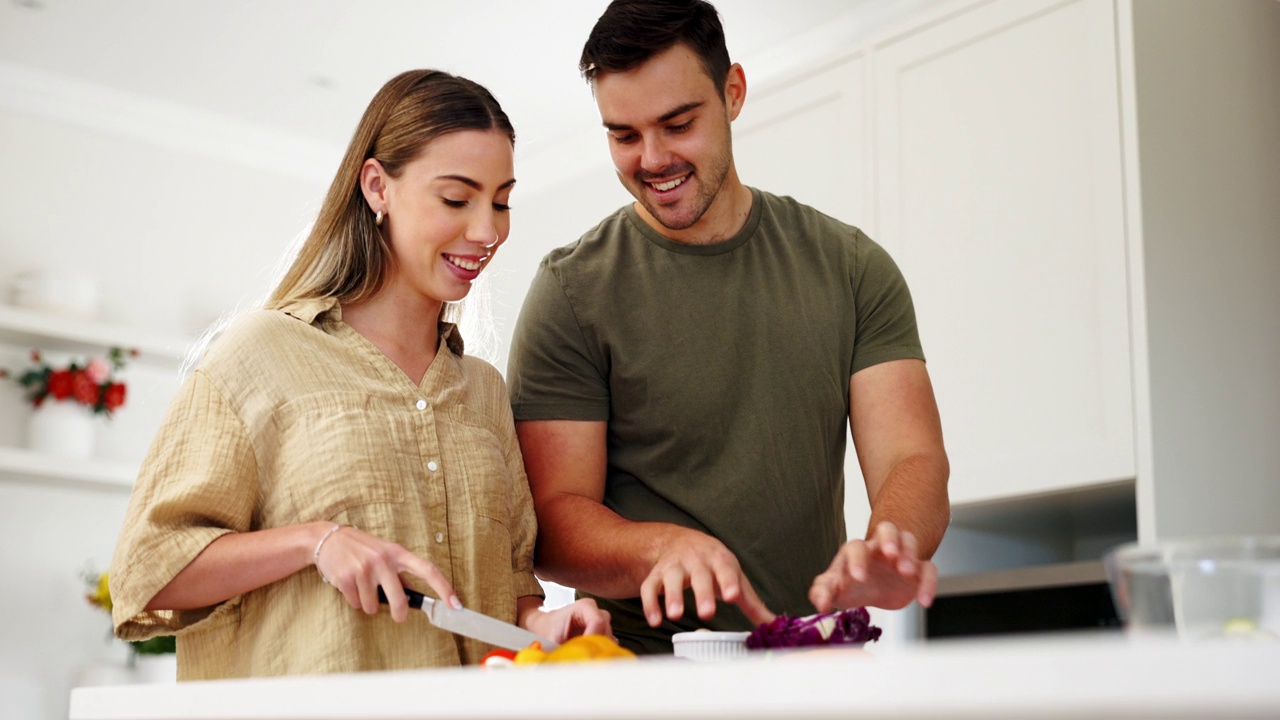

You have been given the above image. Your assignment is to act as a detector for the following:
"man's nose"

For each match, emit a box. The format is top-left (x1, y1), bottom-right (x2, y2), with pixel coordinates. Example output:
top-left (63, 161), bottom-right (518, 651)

top-left (639, 136), bottom-right (673, 174)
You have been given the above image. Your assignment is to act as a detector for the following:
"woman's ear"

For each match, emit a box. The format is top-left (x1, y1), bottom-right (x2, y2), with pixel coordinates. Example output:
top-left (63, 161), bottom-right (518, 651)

top-left (359, 158), bottom-right (389, 215)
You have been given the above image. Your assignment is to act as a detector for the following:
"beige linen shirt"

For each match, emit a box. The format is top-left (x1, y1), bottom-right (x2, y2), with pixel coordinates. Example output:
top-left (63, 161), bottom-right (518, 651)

top-left (110, 297), bottom-right (542, 679)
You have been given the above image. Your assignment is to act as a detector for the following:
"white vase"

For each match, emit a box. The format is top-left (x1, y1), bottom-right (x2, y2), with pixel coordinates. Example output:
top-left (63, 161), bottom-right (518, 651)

top-left (27, 400), bottom-right (96, 459)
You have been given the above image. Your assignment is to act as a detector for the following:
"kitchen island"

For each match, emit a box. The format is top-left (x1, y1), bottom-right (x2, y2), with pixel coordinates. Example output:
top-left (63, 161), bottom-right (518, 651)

top-left (70, 634), bottom-right (1280, 719)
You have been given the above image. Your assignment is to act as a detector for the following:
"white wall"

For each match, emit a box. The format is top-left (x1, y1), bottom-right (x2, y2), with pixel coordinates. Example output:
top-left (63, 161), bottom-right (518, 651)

top-left (0, 108), bottom-right (326, 720)
top-left (0, 110), bottom-right (325, 333)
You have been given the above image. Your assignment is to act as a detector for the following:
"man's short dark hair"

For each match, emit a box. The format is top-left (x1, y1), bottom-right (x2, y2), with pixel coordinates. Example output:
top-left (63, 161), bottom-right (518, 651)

top-left (580, 0), bottom-right (732, 96)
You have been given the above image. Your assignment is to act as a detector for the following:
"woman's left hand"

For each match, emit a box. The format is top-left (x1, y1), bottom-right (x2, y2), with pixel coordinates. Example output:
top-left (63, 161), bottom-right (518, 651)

top-left (519, 597), bottom-right (612, 644)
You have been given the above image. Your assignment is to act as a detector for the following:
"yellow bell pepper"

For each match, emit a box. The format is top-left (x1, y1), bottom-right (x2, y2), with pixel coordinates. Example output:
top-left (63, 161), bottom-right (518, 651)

top-left (513, 635), bottom-right (636, 665)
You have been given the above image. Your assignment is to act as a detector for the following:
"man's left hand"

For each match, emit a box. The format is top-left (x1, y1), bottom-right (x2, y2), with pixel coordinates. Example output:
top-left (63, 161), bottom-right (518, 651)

top-left (808, 521), bottom-right (938, 612)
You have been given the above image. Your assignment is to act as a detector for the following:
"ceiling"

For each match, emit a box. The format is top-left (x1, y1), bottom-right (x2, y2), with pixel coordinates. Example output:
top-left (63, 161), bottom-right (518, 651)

top-left (0, 0), bottom-right (929, 182)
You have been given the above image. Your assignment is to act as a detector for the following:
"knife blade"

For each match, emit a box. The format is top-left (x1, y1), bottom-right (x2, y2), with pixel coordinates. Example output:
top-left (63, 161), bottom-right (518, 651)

top-left (377, 586), bottom-right (558, 652)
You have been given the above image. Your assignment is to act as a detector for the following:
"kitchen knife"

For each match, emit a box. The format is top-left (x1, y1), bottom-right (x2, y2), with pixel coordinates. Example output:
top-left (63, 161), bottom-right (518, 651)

top-left (377, 586), bottom-right (558, 652)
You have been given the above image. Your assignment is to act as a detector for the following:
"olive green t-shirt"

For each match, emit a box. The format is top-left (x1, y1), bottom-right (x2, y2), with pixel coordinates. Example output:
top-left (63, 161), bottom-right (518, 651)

top-left (508, 188), bottom-right (923, 654)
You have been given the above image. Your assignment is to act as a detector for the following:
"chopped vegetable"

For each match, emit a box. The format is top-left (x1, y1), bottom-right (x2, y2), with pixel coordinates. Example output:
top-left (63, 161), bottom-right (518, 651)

top-left (481, 649), bottom-right (518, 667)
top-left (510, 635), bottom-right (637, 665)
top-left (513, 642), bottom-right (549, 665)
top-left (746, 607), bottom-right (882, 649)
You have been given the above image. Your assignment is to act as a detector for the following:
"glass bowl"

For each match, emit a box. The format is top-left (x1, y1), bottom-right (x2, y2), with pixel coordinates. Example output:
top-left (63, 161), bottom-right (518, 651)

top-left (1104, 535), bottom-right (1280, 641)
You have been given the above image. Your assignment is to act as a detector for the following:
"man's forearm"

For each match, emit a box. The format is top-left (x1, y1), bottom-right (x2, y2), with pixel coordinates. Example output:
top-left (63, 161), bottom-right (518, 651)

top-left (865, 453), bottom-right (950, 557)
top-left (533, 493), bottom-right (674, 598)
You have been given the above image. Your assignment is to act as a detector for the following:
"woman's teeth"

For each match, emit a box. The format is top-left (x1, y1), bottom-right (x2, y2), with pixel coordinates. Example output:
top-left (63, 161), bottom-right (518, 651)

top-left (445, 255), bottom-right (482, 271)
top-left (651, 176), bottom-right (686, 192)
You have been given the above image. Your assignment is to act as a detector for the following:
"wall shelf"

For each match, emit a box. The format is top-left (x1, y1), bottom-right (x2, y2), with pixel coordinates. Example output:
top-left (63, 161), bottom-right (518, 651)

top-left (0, 445), bottom-right (136, 493)
top-left (0, 304), bottom-right (194, 366)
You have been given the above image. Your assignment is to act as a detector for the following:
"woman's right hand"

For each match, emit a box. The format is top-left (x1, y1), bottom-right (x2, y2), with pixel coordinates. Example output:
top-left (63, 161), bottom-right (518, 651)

top-left (312, 523), bottom-right (460, 622)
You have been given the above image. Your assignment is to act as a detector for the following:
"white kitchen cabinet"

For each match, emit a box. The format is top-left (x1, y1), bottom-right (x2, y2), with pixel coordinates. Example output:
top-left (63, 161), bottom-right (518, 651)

top-left (871, 0), bottom-right (1134, 506)
top-left (730, 0), bottom-right (1280, 574)
top-left (732, 0), bottom-right (1136, 535)
top-left (735, 53), bottom-right (870, 232)
top-left (890, 0), bottom-right (1280, 560)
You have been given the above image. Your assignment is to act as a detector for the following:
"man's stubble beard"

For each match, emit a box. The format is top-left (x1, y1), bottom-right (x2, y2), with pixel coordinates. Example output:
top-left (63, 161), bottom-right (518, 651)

top-left (633, 126), bottom-right (734, 233)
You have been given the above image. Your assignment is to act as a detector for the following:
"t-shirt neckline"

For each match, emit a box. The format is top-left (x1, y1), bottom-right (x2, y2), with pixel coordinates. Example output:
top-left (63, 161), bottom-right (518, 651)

top-left (623, 187), bottom-right (763, 256)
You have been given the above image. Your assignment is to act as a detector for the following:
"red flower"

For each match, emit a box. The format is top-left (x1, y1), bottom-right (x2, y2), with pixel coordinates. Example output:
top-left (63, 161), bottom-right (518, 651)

top-left (72, 370), bottom-right (99, 405)
top-left (47, 370), bottom-right (74, 400)
top-left (103, 383), bottom-right (127, 412)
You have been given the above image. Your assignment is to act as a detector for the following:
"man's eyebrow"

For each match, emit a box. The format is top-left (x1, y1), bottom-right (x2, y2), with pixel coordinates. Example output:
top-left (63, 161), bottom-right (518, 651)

top-left (436, 175), bottom-right (517, 191)
top-left (658, 101), bottom-right (703, 123)
top-left (603, 101), bottom-right (705, 131)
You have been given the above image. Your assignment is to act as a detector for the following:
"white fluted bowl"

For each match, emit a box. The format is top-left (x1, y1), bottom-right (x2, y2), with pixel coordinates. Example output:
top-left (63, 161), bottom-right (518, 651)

top-left (671, 631), bottom-right (750, 661)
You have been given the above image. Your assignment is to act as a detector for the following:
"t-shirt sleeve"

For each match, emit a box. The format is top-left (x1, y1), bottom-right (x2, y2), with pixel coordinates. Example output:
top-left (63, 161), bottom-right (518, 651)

top-left (109, 368), bottom-right (259, 641)
top-left (850, 230), bottom-right (926, 374)
top-left (507, 258), bottom-right (610, 421)
top-left (491, 375), bottom-right (546, 601)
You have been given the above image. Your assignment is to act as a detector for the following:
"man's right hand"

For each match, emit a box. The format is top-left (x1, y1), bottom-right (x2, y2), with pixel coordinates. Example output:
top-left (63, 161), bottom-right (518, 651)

top-left (640, 525), bottom-right (775, 627)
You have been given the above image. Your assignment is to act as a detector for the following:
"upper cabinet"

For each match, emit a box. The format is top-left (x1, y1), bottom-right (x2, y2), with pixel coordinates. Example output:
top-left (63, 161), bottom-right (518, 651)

top-left (872, 0), bottom-right (1134, 505)
top-left (733, 0), bottom-right (1280, 551)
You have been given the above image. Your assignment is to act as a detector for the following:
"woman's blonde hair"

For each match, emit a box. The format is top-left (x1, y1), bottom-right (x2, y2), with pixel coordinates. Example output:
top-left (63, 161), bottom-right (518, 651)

top-left (266, 69), bottom-right (514, 313)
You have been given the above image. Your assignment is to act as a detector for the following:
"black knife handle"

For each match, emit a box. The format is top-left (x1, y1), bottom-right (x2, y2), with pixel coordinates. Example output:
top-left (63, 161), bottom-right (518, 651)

top-left (376, 585), bottom-right (426, 610)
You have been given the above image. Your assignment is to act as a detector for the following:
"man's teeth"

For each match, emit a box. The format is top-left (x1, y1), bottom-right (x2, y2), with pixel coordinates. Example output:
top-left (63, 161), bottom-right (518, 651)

top-left (651, 176), bottom-right (686, 192)
top-left (446, 255), bottom-right (482, 271)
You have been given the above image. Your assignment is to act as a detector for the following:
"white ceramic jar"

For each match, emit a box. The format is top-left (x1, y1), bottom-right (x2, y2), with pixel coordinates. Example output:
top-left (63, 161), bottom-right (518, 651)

top-left (27, 400), bottom-right (96, 459)
top-left (10, 267), bottom-right (102, 319)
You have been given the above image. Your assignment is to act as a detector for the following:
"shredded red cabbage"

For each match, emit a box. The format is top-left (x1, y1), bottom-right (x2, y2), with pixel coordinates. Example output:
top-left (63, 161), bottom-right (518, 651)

top-left (746, 607), bottom-right (882, 649)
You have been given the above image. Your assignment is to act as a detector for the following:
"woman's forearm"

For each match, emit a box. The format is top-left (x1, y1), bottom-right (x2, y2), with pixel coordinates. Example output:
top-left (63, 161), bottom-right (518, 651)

top-left (145, 522), bottom-right (331, 611)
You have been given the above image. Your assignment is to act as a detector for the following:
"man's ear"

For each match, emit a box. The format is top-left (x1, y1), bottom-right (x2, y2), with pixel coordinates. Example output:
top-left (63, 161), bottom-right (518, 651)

top-left (724, 63), bottom-right (747, 121)
top-left (359, 158), bottom-right (389, 214)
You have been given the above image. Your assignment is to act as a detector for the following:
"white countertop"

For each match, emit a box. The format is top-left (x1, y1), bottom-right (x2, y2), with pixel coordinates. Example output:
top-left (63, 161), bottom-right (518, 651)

top-left (69, 634), bottom-right (1280, 719)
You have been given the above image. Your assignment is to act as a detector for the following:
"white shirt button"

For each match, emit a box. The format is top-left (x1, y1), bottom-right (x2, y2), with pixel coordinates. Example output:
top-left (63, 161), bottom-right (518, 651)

top-left (435, 532), bottom-right (444, 543)
top-left (415, 399), bottom-right (427, 410)
top-left (427, 461), bottom-right (439, 472)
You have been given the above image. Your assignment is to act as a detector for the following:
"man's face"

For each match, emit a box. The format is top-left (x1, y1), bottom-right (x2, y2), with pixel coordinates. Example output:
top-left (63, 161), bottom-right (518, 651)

top-left (593, 44), bottom-right (738, 236)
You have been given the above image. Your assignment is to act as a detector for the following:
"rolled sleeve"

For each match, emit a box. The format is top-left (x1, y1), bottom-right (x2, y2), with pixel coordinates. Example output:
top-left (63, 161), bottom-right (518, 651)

top-left (110, 369), bottom-right (259, 640)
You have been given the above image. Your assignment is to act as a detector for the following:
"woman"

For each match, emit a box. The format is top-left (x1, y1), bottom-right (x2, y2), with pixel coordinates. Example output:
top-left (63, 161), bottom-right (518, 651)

top-left (109, 69), bottom-right (610, 679)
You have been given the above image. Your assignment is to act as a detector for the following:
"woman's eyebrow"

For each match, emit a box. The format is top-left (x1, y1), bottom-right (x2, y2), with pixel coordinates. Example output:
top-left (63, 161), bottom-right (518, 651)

top-left (436, 175), bottom-right (517, 191)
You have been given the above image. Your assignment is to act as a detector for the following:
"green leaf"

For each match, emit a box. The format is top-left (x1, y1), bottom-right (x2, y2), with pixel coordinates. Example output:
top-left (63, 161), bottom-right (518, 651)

top-left (130, 635), bottom-right (176, 655)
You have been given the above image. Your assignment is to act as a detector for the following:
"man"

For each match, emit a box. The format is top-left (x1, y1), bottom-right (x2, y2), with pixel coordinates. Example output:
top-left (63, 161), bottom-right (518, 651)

top-left (507, 0), bottom-right (950, 654)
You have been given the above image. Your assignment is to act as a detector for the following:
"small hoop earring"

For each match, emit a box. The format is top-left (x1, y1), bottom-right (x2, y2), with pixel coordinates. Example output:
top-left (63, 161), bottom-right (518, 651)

top-left (375, 210), bottom-right (385, 226)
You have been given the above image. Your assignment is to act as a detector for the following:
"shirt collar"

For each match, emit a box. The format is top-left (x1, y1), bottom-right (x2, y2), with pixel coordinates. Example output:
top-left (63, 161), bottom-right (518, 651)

top-left (279, 296), bottom-right (463, 357)
top-left (279, 297), bottom-right (342, 325)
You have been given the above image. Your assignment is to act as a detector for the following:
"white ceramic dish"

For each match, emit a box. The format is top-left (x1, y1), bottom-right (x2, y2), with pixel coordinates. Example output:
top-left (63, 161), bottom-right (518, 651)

top-left (671, 630), bottom-right (751, 661)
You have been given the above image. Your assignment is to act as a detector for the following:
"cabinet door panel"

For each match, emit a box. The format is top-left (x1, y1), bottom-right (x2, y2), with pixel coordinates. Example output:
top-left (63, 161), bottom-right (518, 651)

top-left (736, 55), bottom-right (868, 230)
top-left (873, 0), bottom-right (1134, 503)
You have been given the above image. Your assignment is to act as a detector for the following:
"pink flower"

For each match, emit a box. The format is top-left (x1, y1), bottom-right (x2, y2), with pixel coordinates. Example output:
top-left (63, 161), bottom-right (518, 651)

top-left (85, 357), bottom-right (111, 384)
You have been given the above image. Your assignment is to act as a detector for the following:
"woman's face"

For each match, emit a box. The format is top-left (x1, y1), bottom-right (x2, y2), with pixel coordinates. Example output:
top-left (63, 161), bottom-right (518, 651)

top-left (373, 129), bottom-right (515, 305)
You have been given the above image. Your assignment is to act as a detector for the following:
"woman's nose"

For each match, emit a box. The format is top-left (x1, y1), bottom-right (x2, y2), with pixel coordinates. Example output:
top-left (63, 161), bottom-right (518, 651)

top-left (465, 212), bottom-right (500, 248)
